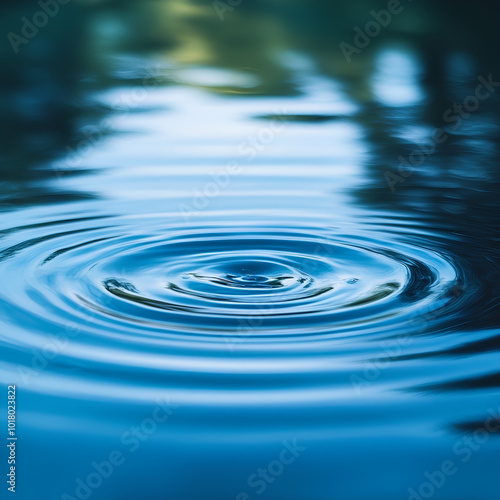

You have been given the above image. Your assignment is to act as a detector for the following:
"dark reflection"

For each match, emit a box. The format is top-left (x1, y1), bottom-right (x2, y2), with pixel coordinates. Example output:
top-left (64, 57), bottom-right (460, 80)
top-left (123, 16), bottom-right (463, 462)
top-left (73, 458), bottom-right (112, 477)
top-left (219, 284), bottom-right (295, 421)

top-left (0, 2), bottom-right (166, 208)
top-left (256, 114), bottom-right (348, 123)
top-left (417, 372), bottom-right (500, 393)
top-left (452, 412), bottom-right (500, 437)
top-left (0, 2), bottom-right (97, 206)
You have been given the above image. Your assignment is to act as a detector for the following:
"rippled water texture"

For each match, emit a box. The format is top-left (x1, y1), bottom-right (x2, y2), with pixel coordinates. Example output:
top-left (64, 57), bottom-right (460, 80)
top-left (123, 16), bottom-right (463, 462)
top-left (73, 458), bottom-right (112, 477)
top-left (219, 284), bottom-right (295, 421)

top-left (1, 1), bottom-right (500, 499)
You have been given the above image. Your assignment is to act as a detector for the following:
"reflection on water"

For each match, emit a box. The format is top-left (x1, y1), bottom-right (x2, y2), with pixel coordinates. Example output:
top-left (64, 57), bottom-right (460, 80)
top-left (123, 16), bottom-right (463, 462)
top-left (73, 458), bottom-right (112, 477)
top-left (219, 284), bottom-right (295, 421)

top-left (1, 1), bottom-right (500, 499)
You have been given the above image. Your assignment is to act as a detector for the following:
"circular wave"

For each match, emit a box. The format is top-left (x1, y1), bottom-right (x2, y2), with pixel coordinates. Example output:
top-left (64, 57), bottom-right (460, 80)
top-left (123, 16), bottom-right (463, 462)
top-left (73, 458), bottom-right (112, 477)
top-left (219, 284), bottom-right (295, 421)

top-left (0, 221), bottom-right (459, 343)
top-left (3, 216), bottom-right (489, 407)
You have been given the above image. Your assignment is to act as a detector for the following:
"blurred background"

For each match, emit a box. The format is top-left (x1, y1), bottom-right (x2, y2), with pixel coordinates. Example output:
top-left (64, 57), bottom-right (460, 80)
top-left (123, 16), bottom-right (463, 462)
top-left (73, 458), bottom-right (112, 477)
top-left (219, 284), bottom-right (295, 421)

top-left (1, 1), bottom-right (500, 500)
top-left (2, 0), bottom-right (500, 192)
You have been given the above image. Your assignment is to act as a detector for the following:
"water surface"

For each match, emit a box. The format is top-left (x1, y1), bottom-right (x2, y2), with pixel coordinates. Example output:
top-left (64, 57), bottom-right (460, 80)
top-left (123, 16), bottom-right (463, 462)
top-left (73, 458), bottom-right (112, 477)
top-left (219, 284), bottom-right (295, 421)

top-left (1, 1), bottom-right (500, 499)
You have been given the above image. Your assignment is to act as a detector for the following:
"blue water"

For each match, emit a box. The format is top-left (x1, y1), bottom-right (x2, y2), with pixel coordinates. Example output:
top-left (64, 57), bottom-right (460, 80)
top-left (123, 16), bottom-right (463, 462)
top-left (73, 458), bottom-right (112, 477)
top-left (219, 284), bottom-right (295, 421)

top-left (1, 1), bottom-right (500, 499)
